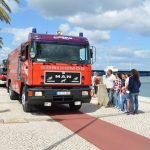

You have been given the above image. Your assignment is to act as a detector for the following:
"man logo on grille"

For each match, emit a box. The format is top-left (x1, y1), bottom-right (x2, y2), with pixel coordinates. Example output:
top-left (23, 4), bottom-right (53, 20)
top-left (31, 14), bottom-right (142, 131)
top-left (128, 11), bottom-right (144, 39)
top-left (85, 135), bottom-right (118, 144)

top-left (73, 77), bottom-right (79, 81)
top-left (47, 76), bottom-right (53, 81)
top-left (55, 75), bottom-right (72, 79)
top-left (61, 79), bottom-right (66, 83)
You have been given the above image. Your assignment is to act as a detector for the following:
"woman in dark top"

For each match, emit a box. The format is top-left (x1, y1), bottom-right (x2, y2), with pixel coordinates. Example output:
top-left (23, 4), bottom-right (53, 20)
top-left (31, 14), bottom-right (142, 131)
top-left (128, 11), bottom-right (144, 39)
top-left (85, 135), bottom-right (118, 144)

top-left (128, 69), bottom-right (141, 114)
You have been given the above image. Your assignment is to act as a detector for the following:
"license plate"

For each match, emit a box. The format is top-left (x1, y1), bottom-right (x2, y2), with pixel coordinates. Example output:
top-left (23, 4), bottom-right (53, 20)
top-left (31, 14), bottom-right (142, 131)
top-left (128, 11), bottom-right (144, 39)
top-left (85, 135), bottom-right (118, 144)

top-left (57, 91), bottom-right (71, 96)
top-left (44, 102), bottom-right (52, 107)
top-left (74, 101), bottom-right (81, 105)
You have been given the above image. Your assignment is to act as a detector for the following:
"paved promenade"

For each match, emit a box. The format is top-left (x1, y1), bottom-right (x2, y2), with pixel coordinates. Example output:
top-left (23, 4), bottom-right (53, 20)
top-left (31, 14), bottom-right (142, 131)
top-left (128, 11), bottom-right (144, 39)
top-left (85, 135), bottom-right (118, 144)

top-left (0, 87), bottom-right (150, 150)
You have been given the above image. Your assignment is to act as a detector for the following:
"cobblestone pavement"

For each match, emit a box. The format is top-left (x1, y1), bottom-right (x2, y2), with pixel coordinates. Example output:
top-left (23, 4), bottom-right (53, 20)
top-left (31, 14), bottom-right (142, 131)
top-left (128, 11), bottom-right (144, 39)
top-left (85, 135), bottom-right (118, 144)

top-left (0, 87), bottom-right (150, 150)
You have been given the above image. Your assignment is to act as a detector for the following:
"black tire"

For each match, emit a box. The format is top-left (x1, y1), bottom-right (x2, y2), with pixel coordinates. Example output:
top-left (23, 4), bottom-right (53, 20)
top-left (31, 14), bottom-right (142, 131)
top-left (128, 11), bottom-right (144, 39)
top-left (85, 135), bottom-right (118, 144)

top-left (69, 103), bottom-right (82, 111)
top-left (9, 83), bottom-right (18, 100)
top-left (21, 86), bottom-right (31, 112)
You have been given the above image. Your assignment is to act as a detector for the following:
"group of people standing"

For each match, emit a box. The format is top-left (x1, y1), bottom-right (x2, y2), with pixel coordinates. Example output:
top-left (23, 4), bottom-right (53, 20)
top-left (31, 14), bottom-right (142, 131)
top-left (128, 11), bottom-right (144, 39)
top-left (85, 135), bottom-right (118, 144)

top-left (92, 69), bottom-right (141, 115)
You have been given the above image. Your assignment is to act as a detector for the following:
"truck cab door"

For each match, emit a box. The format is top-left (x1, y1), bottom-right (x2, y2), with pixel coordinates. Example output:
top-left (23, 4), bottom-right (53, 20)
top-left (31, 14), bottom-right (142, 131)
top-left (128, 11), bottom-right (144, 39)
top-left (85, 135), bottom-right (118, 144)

top-left (18, 44), bottom-right (29, 79)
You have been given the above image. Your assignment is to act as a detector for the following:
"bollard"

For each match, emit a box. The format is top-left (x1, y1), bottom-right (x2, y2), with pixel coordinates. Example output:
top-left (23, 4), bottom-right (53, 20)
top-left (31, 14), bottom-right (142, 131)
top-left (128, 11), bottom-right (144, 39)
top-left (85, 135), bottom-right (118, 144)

top-left (97, 84), bottom-right (109, 107)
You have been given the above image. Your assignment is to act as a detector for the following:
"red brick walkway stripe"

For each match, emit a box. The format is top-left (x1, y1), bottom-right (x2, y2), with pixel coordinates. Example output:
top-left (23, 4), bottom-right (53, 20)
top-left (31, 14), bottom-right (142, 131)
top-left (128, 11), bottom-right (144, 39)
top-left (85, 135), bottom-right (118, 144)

top-left (49, 112), bottom-right (150, 150)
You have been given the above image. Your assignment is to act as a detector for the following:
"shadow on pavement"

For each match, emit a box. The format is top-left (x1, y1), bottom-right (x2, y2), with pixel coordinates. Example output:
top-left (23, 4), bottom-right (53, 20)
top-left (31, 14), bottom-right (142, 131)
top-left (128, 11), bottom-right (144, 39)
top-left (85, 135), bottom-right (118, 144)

top-left (34, 104), bottom-right (82, 116)
top-left (30, 103), bottom-right (149, 119)
top-left (31, 102), bottom-right (101, 116)
top-left (80, 103), bottom-right (101, 113)
top-left (28, 105), bottom-right (83, 122)
top-left (0, 109), bottom-right (10, 113)
top-left (0, 85), bottom-right (6, 88)
top-left (138, 110), bottom-right (145, 114)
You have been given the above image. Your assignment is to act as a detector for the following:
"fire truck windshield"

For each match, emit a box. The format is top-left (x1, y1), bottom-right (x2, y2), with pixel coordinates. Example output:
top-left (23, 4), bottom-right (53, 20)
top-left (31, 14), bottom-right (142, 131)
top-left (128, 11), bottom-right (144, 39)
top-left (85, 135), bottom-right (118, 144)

top-left (32, 42), bottom-right (91, 64)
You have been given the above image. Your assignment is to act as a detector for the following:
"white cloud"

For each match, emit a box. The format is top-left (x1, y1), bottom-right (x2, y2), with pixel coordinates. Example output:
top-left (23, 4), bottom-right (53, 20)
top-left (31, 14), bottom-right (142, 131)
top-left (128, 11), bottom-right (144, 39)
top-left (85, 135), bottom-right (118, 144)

top-left (28, 0), bottom-right (100, 18)
top-left (105, 46), bottom-right (150, 60)
top-left (58, 24), bottom-right (110, 44)
top-left (28, 0), bottom-right (150, 35)
top-left (92, 46), bottom-right (150, 70)
top-left (68, 1), bottom-right (150, 34)
top-left (96, 0), bottom-right (142, 11)
top-left (28, 0), bottom-right (142, 18)
top-left (69, 27), bottom-right (110, 44)
top-left (134, 50), bottom-right (150, 58)
top-left (2, 27), bottom-right (33, 46)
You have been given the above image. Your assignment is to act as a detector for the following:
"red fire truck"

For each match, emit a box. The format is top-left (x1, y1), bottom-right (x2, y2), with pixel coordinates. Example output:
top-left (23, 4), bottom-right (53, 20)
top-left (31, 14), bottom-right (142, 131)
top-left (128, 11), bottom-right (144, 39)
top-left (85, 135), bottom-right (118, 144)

top-left (7, 29), bottom-right (96, 112)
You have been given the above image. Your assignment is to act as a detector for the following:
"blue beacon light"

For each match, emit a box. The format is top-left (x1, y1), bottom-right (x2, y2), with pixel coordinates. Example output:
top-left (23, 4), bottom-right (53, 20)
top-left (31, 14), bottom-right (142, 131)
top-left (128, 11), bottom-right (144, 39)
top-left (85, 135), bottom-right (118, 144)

top-left (32, 28), bottom-right (37, 33)
top-left (79, 32), bottom-right (83, 37)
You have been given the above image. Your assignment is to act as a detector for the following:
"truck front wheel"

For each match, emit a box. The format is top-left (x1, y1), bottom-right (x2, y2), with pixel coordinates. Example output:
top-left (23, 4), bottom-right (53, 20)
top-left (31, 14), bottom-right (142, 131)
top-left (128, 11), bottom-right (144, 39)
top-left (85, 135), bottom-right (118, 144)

top-left (9, 83), bottom-right (18, 100)
top-left (21, 87), bottom-right (31, 112)
top-left (69, 103), bottom-right (82, 111)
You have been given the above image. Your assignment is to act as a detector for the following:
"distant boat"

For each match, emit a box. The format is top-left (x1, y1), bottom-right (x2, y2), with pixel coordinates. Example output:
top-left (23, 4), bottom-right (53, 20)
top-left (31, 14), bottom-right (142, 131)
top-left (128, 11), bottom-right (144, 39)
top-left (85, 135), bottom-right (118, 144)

top-left (104, 66), bottom-right (118, 72)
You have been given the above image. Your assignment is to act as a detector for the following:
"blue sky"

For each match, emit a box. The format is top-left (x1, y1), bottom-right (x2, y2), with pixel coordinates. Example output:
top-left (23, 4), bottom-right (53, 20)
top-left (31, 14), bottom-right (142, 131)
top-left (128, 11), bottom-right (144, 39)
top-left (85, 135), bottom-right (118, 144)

top-left (0, 0), bottom-right (150, 70)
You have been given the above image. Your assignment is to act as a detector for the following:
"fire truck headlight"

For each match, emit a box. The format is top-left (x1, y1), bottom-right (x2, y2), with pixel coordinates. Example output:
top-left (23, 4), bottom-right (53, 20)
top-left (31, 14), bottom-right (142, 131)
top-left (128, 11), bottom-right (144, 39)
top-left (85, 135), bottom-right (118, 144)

top-left (82, 91), bottom-right (89, 96)
top-left (30, 52), bottom-right (36, 58)
top-left (35, 92), bottom-right (43, 97)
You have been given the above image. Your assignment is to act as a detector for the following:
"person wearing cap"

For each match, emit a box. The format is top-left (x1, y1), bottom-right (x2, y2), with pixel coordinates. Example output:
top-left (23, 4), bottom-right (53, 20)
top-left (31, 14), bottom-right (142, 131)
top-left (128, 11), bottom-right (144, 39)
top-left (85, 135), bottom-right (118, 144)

top-left (104, 69), bottom-right (116, 106)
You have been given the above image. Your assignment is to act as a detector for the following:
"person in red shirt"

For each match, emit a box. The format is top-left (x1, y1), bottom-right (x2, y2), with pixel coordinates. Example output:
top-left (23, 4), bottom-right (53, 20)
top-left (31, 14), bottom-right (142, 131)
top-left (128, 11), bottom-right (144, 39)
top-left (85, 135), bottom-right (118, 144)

top-left (113, 73), bottom-right (122, 109)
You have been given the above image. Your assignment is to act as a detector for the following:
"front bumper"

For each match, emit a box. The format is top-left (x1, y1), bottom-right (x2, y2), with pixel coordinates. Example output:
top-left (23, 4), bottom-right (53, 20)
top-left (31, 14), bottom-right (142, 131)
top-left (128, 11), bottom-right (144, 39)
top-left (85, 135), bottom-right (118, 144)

top-left (27, 87), bottom-right (91, 105)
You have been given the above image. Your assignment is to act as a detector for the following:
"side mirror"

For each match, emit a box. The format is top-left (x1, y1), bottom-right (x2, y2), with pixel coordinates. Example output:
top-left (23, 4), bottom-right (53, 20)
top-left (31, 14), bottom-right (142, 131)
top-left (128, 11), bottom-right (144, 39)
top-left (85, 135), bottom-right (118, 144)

top-left (90, 49), bottom-right (93, 58)
top-left (19, 55), bottom-right (25, 62)
top-left (20, 46), bottom-right (27, 62)
top-left (21, 49), bottom-right (24, 56)
top-left (21, 56), bottom-right (26, 62)
top-left (20, 45), bottom-right (25, 55)
top-left (30, 52), bottom-right (36, 59)
top-left (90, 46), bottom-right (96, 64)
top-left (20, 50), bottom-right (26, 62)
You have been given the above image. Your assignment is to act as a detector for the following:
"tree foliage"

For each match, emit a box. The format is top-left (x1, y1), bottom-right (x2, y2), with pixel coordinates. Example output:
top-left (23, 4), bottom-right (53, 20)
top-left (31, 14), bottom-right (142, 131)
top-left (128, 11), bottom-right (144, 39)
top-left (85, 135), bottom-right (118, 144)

top-left (0, 0), bottom-right (19, 48)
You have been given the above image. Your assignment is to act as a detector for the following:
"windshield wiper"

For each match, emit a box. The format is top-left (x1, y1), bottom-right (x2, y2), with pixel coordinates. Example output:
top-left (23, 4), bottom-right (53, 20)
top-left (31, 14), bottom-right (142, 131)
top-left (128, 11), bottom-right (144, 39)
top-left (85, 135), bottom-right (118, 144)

top-left (37, 58), bottom-right (88, 64)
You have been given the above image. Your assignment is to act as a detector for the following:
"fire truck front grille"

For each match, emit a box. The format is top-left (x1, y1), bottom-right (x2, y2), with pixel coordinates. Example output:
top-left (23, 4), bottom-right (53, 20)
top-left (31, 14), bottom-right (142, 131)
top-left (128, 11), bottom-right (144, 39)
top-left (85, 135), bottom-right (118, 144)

top-left (45, 72), bottom-right (81, 84)
top-left (53, 96), bottom-right (73, 102)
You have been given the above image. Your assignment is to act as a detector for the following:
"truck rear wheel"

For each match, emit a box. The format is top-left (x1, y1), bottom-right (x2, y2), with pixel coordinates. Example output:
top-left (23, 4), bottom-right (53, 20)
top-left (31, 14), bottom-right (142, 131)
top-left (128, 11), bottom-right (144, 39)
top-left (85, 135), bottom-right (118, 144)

top-left (9, 83), bottom-right (18, 100)
top-left (21, 87), bottom-right (31, 112)
top-left (69, 103), bottom-right (82, 111)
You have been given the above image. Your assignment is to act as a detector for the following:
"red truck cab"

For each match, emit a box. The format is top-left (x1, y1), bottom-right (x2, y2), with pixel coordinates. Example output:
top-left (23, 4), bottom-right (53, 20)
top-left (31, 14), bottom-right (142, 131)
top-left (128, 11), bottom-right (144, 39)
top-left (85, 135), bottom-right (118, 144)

top-left (7, 29), bottom-right (96, 112)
